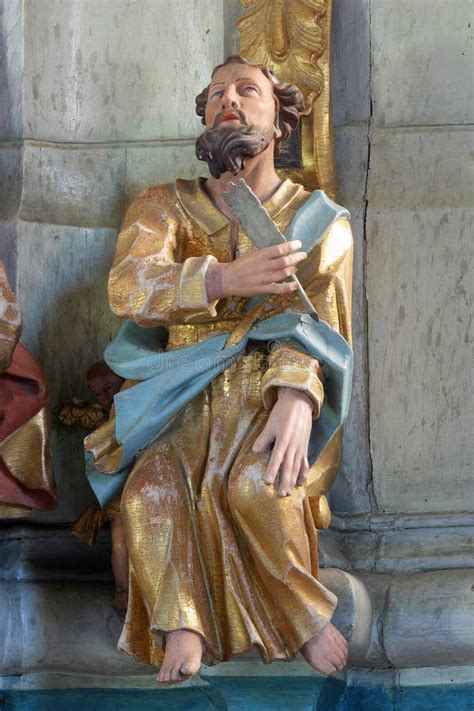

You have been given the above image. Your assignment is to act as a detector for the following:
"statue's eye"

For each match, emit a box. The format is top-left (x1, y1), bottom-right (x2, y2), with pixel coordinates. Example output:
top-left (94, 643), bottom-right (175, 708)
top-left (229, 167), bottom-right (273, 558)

top-left (242, 86), bottom-right (258, 94)
top-left (210, 90), bottom-right (223, 100)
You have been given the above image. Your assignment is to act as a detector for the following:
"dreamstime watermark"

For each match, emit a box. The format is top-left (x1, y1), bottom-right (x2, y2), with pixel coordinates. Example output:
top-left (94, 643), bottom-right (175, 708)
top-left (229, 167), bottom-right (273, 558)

top-left (144, 339), bottom-right (284, 373)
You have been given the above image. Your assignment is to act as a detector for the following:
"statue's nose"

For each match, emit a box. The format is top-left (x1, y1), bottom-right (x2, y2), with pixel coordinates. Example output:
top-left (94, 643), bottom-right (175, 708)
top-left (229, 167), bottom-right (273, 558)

top-left (221, 89), bottom-right (239, 110)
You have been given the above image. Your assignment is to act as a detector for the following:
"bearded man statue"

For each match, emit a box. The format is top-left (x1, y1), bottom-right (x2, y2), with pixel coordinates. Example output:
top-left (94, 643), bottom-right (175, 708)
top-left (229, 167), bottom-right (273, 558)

top-left (85, 55), bottom-right (353, 683)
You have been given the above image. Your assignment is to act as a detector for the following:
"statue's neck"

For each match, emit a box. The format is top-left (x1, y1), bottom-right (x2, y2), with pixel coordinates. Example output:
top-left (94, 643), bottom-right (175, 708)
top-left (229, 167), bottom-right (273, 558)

top-left (206, 145), bottom-right (282, 224)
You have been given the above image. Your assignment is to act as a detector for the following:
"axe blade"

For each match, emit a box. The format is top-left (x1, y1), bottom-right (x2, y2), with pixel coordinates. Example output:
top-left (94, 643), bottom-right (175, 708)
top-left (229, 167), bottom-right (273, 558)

top-left (221, 178), bottom-right (286, 249)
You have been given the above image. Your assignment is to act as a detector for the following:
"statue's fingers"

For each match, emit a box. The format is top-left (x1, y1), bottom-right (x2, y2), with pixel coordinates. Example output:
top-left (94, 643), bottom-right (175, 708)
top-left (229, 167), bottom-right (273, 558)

top-left (334, 631), bottom-right (349, 655)
top-left (170, 665), bottom-right (183, 681)
top-left (266, 281), bottom-right (299, 294)
top-left (296, 455), bottom-right (309, 487)
top-left (330, 639), bottom-right (347, 666)
top-left (338, 634), bottom-right (349, 654)
top-left (278, 449), bottom-right (297, 496)
top-left (259, 264), bottom-right (297, 285)
top-left (328, 628), bottom-right (349, 661)
top-left (288, 453), bottom-right (304, 491)
top-left (269, 251), bottom-right (307, 270)
top-left (262, 240), bottom-right (302, 260)
top-left (252, 424), bottom-right (274, 453)
top-left (263, 443), bottom-right (285, 485)
top-left (247, 280), bottom-right (296, 296)
top-left (260, 266), bottom-right (296, 285)
top-left (274, 265), bottom-right (297, 281)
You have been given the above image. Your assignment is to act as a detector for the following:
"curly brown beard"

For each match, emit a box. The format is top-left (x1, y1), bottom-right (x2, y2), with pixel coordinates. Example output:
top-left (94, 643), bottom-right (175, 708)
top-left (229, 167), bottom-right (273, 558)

top-left (195, 115), bottom-right (274, 179)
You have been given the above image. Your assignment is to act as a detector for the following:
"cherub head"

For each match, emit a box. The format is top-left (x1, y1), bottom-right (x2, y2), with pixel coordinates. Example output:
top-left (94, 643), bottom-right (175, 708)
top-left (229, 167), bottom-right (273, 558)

top-left (86, 361), bottom-right (124, 414)
top-left (195, 54), bottom-right (305, 179)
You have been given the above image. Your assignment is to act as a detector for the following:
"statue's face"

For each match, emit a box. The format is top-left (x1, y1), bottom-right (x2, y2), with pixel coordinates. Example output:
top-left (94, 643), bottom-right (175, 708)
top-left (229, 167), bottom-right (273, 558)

top-left (205, 63), bottom-right (281, 142)
top-left (88, 372), bottom-right (123, 413)
top-left (196, 63), bottom-right (282, 178)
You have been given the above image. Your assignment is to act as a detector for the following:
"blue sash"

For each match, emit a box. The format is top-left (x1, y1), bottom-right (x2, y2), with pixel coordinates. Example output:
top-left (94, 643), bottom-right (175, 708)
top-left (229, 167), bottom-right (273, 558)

top-left (86, 191), bottom-right (352, 506)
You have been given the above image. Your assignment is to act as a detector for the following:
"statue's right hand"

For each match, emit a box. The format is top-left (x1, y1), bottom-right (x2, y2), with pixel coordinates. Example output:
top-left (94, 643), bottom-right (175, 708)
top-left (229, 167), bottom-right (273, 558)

top-left (206, 240), bottom-right (307, 300)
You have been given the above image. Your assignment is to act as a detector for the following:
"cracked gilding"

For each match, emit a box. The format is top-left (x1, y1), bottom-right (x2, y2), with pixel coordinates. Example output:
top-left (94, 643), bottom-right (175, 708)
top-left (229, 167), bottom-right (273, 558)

top-left (101, 178), bottom-right (353, 667)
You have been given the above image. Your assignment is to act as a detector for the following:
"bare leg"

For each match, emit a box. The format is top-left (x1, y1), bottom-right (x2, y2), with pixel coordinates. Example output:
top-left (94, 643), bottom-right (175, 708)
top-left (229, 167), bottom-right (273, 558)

top-left (157, 630), bottom-right (204, 684)
top-left (110, 515), bottom-right (129, 611)
top-left (301, 623), bottom-right (348, 676)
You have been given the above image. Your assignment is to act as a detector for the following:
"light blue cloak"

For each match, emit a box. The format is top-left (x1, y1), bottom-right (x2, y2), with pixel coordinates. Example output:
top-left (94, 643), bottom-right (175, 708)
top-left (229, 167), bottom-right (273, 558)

top-left (86, 191), bottom-right (352, 507)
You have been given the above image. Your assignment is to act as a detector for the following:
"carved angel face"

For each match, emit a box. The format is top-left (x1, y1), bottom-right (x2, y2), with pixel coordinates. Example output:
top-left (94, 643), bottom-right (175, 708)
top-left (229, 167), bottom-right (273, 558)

top-left (204, 63), bottom-right (282, 142)
top-left (87, 371), bottom-right (124, 414)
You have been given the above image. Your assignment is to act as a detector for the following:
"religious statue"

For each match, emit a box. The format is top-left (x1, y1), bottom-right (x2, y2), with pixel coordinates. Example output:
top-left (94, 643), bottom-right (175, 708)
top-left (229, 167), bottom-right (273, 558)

top-left (85, 55), bottom-right (353, 683)
top-left (0, 262), bottom-right (56, 518)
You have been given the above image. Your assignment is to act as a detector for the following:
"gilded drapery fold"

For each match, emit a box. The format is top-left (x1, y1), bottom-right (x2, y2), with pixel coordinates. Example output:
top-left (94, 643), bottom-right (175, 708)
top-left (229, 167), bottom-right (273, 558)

top-left (100, 179), bottom-right (353, 666)
top-left (0, 262), bottom-right (55, 517)
top-left (109, 186), bottom-right (220, 326)
top-left (108, 179), bottom-right (352, 422)
top-left (0, 262), bottom-right (21, 374)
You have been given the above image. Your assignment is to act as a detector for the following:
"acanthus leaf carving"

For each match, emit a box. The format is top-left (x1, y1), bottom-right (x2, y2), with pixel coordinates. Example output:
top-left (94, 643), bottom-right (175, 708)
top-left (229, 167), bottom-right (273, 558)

top-left (238, 0), bottom-right (328, 113)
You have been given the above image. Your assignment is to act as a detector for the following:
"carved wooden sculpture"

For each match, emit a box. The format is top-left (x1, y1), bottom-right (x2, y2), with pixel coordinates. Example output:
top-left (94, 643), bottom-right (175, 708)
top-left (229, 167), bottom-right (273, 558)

top-left (239, 0), bottom-right (343, 528)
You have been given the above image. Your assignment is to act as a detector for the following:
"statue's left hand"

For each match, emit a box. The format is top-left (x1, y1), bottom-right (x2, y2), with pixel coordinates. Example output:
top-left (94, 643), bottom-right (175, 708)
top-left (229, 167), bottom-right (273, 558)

top-left (252, 388), bottom-right (313, 496)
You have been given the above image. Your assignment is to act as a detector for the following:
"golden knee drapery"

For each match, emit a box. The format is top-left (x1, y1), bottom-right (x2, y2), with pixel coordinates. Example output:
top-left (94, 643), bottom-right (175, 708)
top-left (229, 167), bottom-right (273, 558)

top-left (120, 351), bottom-right (336, 666)
top-left (90, 177), bottom-right (353, 667)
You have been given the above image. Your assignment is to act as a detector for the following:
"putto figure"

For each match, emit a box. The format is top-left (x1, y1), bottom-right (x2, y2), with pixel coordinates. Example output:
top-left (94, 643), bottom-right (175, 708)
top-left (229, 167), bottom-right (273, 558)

top-left (86, 55), bottom-right (353, 683)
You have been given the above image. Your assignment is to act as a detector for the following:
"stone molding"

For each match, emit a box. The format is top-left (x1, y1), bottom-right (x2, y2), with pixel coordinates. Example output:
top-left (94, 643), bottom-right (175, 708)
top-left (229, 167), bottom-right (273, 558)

top-left (1, 525), bottom-right (472, 677)
top-left (331, 511), bottom-right (474, 532)
top-left (320, 513), bottom-right (474, 575)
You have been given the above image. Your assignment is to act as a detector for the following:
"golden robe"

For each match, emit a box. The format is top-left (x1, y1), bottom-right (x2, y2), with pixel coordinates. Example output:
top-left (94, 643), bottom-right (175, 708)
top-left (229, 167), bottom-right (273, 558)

top-left (96, 178), bottom-right (353, 666)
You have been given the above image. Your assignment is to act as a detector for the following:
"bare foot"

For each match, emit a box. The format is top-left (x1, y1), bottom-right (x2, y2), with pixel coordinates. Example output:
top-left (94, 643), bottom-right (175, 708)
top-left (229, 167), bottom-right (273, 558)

top-left (112, 587), bottom-right (128, 611)
top-left (157, 630), bottom-right (204, 684)
top-left (301, 623), bottom-right (348, 676)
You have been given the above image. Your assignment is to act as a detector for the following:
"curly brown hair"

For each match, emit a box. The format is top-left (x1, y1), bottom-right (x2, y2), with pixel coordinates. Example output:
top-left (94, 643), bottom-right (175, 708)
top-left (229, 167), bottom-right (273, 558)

top-left (195, 55), bottom-right (305, 155)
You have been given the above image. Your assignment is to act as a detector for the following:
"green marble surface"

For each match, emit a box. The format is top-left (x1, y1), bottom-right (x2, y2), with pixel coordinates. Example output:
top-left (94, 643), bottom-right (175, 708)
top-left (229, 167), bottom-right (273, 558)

top-left (2, 679), bottom-right (473, 711)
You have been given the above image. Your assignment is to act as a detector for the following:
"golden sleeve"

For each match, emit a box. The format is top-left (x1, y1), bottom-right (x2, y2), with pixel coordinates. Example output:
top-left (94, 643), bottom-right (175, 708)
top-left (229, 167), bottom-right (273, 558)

top-left (260, 217), bottom-right (353, 416)
top-left (0, 261), bottom-right (21, 374)
top-left (108, 187), bottom-right (220, 326)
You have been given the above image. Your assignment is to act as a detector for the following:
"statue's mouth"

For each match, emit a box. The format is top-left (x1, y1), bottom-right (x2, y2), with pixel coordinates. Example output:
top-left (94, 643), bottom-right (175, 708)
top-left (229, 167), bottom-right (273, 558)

top-left (213, 108), bottom-right (248, 128)
top-left (221, 112), bottom-right (240, 122)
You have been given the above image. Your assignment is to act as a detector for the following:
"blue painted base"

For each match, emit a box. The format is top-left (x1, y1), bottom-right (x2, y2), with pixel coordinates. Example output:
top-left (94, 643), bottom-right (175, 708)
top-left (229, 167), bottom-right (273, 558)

top-left (0, 688), bottom-right (218, 711)
top-left (2, 680), bottom-right (473, 711)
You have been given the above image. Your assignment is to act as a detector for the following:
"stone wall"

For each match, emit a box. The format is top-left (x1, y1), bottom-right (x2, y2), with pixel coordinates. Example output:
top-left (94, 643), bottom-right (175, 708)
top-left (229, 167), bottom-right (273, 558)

top-left (0, 0), bottom-right (238, 522)
top-left (330, 0), bottom-right (372, 513)
top-left (330, 1), bottom-right (473, 520)
top-left (328, 0), bottom-right (473, 675)
top-left (366, 2), bottom-right (472, 516)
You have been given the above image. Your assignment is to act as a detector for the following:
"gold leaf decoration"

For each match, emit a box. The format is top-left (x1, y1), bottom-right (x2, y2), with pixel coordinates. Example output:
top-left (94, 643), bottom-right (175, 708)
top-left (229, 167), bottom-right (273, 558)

top-left (238, 0), bottom-right (337, 198)
top-left (58, 400), bottom-right (105, 429)
top-left (238, 0), bottom-right (328, 112)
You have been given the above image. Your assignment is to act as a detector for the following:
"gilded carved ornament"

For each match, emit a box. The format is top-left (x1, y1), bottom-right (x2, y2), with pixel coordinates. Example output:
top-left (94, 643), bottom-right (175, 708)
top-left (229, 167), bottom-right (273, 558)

top-left (238, 0), bottom-right (337, 198)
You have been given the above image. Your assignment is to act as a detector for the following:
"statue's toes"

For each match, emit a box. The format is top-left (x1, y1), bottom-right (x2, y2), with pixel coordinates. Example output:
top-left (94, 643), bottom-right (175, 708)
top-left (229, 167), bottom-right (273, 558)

top-left (170, 664), bottom-right (185, 681)
top-left (180, 661), bottom-right (199, 677)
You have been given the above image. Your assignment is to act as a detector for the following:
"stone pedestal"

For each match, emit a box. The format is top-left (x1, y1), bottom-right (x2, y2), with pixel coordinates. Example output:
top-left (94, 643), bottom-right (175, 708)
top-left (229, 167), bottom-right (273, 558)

top-left (1, 525), bottom-right (472, 697)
